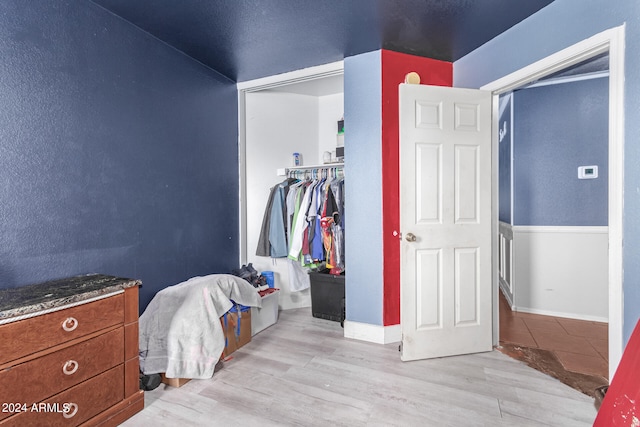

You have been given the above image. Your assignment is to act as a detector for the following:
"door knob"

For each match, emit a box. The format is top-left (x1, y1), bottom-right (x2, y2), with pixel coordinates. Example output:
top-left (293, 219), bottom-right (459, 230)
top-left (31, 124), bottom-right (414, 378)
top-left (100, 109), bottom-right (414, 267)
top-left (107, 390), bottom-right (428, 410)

top-left (405, 233), bottom-right (417, 242)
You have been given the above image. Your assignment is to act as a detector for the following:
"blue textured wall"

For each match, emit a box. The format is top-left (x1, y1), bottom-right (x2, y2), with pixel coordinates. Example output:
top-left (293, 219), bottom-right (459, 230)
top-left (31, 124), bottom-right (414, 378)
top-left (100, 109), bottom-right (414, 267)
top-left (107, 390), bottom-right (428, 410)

top-left (454, 0), bottom-right (640, 343)
top-left (513, 78), bottom-right (609, 226)
top-left (498, 95), bottom-right (512, 224)
top-left (0, 1), bottom-right (238, 311)
top-left (344, 51), bottom-right (383, 325)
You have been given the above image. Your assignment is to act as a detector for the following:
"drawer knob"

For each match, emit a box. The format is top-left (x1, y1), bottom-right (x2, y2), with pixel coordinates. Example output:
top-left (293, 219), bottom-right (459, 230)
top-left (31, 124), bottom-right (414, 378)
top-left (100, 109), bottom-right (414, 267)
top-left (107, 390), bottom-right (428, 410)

top-left (63, 403), bottom-right (78, 419)
top-left (62, 360), bottom-right (79, 375)
top-left (61, 317), bottom-right (78, 332)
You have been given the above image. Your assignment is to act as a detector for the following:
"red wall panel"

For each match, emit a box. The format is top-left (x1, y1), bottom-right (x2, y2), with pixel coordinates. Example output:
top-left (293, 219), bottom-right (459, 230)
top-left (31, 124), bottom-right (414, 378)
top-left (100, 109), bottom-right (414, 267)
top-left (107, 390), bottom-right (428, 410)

top-left (594, 319), bottom-right (640, 426)
top-left (380, 50), bottom-right (452, 326)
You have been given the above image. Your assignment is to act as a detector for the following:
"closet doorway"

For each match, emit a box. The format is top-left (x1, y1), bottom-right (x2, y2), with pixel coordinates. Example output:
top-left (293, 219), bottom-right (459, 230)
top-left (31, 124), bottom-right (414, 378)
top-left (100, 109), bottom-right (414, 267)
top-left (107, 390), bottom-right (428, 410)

top-left (237, 61), bottom-right (344, 311)
top-left (482, 26), bottom-right (624, 380)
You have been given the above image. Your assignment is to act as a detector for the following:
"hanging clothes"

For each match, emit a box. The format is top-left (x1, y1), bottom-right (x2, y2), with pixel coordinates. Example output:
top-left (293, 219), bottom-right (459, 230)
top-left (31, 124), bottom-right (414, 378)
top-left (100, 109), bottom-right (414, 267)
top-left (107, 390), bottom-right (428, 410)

top-left (287, 179), bottom-right (315, 291)
top-left (256, 178), bottom-right (296, 257)
top-left (310, 179), bottom-right (325, 261)
top-left (330, 177), bottom-right (345, 270)
top-left (256, 166), bottom-right (346, 290)
top-left (287, 258), bottom-right (311, 292)
top-left (268, 183), bottom-right (288, 257)
top-left (256, 184), bottom-right (278, 257)
top-left (288, 181), bottom-right (314, 260)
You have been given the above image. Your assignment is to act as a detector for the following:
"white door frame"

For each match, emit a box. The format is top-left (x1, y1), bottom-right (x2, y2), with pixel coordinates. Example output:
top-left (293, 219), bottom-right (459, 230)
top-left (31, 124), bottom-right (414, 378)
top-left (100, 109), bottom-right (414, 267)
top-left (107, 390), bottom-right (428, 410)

top-left (480, 25), bottom-right (625, 379)
top-left (235, 61), bottom-right (344, 265)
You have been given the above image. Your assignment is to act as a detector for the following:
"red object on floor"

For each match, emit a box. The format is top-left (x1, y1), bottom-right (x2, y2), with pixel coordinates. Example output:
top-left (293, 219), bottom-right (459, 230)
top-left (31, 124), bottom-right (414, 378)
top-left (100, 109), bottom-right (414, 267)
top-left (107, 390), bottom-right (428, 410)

top-left (258, 287), bottom-right (279, 297)
top-left (594, 319), bottom-right (640, 426)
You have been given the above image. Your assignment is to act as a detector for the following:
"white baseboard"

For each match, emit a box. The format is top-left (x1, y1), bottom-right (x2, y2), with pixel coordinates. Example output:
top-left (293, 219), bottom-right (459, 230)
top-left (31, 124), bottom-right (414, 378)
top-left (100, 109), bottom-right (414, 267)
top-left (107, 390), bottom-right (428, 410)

top-left (343, 320), bottom-right (401, 344)
top-left (499, 282), bottom-right (514, 308)
top-left (513, 306), bottom-right (607, 323)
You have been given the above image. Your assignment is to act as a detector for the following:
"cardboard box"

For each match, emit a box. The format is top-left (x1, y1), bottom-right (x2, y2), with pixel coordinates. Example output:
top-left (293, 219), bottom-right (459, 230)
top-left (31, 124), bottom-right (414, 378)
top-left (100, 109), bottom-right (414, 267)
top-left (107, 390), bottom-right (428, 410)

top-left (251, 289), bottom-right (280, 336)
top-left (160, 373), bottom-right (191, 388)
top-left (221, 306), bottom-right (251, 357)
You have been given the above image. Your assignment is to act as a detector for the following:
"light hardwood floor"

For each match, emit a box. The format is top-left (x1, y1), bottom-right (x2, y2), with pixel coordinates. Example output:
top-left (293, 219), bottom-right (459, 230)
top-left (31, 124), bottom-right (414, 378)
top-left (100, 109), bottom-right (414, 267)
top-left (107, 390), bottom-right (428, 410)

top-left (121, 308), bottom-right (597, 426)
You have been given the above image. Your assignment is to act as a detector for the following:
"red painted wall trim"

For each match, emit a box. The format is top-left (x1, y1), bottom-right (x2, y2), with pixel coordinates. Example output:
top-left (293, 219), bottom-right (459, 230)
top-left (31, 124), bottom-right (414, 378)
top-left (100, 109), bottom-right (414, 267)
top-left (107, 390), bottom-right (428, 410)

top-left (594, 319), bottom-right (640, 425)
top-left (380, 50), bottom-right (452, 326)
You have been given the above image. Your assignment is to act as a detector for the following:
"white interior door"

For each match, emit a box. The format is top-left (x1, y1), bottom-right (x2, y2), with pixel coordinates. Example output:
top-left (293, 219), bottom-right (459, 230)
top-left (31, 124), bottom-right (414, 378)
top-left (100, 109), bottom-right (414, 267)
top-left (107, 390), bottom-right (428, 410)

top-left (400, 83), bottom-right (492, 361)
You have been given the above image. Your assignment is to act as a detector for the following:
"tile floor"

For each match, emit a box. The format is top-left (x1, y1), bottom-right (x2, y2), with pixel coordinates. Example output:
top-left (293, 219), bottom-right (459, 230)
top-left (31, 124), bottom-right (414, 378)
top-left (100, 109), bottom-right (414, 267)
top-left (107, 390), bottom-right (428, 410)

top-left (499, 292), bottom-right (609, 380)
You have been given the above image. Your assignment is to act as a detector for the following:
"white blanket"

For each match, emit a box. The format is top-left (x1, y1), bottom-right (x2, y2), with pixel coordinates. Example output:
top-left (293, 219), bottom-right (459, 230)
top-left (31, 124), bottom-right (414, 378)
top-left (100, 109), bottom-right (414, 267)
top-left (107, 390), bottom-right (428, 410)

top-left (139, 274), bottom-right (261, 379)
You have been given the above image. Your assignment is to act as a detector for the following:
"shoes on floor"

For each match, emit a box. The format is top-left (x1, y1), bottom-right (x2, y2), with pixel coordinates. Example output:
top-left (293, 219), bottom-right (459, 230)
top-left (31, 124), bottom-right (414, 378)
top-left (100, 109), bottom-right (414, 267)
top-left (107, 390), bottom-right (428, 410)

top-left (139, 373), bottom-right (161, 391)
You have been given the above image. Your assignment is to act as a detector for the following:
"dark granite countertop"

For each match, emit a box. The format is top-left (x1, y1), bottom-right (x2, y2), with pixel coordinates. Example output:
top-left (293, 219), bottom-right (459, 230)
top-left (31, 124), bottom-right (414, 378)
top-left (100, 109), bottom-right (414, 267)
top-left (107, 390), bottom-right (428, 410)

top-left (0, 274), bottom-right (141, 321)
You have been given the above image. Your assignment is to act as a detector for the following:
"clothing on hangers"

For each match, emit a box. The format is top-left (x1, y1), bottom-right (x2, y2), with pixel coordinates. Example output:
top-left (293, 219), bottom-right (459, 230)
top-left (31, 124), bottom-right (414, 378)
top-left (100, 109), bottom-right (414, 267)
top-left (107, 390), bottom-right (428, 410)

top-left (256, 166), bottom-right (346, 289)
top-left (256, 177), bottom-right (296, 257)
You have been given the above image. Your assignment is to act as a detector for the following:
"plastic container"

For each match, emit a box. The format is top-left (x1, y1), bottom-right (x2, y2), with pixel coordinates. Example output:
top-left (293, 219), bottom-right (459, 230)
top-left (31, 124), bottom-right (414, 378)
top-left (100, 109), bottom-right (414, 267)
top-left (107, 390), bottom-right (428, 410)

top-left (292, 152), bottom-right (302, 166)
top-left (309, 269), bottom-right (345, 323)
top-left (261, 271), bottom-right (275, 288)
top-left (251, 289), bottom-right (280, 335)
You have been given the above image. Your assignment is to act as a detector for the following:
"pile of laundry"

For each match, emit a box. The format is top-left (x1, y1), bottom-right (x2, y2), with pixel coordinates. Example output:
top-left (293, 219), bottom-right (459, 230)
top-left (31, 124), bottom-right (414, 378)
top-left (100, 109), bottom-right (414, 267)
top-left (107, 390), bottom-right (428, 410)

top-left (231, 263), bottom-right (269, 291)
top-left (139, 274), bottom-right (261, 379)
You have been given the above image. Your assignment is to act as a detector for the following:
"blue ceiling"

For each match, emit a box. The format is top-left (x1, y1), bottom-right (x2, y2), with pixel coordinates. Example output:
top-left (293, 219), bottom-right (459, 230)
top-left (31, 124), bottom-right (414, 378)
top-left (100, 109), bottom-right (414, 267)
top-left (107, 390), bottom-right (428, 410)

top-left (91, 0), bottom-right (554, 82)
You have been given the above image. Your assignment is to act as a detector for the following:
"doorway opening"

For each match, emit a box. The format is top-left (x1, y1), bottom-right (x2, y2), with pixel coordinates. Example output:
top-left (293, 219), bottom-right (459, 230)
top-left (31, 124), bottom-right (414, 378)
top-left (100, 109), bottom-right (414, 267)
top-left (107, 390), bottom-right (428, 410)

top-left (498, 55), bottom-right (610, 394)
top-left (482, 25), bottom-right (624, 384)
top-left (237, 61), bottom-right (344, 311)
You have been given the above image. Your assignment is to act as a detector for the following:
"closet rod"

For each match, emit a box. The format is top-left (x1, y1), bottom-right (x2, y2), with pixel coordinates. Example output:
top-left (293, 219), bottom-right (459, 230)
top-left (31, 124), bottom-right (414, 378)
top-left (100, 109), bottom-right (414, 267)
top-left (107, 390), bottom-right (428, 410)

top-left (287, 162), bottom-right (343, 171)
top-left (277, 162), bottom-right (344, 176)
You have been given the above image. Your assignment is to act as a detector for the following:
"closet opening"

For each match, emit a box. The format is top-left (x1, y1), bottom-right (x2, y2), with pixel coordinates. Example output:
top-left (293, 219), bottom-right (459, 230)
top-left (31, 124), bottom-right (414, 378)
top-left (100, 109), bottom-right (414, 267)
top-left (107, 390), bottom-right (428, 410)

top-left (237, 62), bottom-right (345, 313)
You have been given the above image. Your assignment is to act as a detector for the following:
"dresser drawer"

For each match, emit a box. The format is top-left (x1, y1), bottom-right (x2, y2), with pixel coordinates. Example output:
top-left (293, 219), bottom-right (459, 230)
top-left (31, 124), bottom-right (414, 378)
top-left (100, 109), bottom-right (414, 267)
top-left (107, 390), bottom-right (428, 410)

top-left (0, 294), bottom-right (124, 365)
top-left (0, 364), bottom-right (124, 427)
top-left (0, 328), bottom-right (124, 421)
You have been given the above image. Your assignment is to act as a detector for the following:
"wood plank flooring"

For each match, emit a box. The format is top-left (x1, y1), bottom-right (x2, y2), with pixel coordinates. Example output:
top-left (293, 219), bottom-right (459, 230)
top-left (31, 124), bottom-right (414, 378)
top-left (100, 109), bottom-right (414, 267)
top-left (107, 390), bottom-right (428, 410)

top-left (121, 308), bottom-right (598, 426)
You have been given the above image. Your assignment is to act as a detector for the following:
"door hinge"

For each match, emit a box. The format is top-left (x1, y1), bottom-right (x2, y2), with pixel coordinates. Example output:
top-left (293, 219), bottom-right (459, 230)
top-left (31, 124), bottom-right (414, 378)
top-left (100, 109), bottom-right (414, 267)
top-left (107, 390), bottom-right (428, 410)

top-left (398, 342), bottom-right (403, 352)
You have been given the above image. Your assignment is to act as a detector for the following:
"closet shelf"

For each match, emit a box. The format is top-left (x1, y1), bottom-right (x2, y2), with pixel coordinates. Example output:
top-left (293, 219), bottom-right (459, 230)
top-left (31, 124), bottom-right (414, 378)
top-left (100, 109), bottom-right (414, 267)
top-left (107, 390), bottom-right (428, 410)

top-left (277, 162), bottom-right (344, 176)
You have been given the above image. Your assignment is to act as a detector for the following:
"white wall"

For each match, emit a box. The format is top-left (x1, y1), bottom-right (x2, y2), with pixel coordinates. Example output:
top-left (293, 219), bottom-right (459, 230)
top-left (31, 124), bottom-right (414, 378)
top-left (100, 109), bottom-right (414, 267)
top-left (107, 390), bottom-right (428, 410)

top-left (318, 93), bottom-right (344, 161)
top-left (512, 226), bottom-right (608, 321)
top-left (245, 89), bottom-right (344, 310)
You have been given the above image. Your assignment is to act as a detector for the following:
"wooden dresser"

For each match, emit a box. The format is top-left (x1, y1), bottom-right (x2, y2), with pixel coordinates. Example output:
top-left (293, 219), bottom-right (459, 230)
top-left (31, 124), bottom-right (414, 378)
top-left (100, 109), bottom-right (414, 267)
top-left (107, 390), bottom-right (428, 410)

top-left (0, 274), bottom-right (144, 426)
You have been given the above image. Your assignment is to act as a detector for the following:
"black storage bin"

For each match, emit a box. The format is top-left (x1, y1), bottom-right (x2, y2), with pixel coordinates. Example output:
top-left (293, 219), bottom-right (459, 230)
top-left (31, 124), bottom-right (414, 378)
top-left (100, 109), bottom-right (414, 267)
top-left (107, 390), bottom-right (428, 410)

top-left (309, 269), bottom-right (345, 323)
